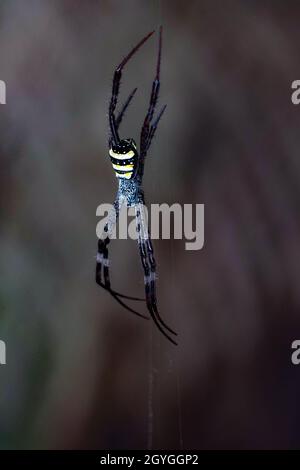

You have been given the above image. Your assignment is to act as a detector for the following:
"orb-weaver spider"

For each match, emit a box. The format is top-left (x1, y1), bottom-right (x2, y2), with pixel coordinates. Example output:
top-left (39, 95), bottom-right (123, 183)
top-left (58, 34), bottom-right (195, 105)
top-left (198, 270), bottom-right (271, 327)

top-left (96, 27), bottom-right (177, 345)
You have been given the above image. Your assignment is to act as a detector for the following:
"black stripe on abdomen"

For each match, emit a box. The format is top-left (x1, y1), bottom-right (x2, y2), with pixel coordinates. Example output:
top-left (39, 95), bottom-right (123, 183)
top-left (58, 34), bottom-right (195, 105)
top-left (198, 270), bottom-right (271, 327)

top-left (110, 156), bottom-right (136, 166)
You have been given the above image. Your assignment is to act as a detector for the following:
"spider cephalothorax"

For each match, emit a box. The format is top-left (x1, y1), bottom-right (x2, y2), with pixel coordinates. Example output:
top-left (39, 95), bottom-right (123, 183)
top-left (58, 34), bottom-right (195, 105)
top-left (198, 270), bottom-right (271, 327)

top-left (96, 27), bottom-right (177, 345)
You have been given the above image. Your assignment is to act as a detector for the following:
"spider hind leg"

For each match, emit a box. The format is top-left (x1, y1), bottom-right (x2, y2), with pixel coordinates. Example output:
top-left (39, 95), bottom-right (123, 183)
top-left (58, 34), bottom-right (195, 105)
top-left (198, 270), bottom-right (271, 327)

top-left (96, 239), bottom-right (148, 319)
top-left (96, 201), bottom-right (148, 319)
top-left (135, 203), bottom-right (178, 345)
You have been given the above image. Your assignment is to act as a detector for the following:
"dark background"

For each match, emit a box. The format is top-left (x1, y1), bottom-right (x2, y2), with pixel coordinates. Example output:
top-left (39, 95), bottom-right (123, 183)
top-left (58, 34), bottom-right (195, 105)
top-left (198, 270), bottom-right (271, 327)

top-left (0, 0), bottom-right (300, 450)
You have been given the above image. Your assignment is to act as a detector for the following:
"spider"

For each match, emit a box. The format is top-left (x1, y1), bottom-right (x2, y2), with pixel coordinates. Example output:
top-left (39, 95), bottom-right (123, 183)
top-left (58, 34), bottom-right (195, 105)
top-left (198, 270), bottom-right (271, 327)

top-left (96, 27), bottom-right (177, 345)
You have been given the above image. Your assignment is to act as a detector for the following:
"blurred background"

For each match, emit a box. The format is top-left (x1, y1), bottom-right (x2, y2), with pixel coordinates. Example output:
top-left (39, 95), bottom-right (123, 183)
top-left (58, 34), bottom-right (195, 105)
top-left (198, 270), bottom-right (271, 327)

top-left (0, 0), bottom-right (300, 450)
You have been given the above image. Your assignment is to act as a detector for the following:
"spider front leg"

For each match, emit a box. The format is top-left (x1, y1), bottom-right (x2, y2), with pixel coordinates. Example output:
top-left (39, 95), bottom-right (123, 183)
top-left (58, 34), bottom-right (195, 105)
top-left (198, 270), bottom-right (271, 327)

top-left (96, 198), bottom-right (148, 319)
top-left (109, 31), bottom-right (155, 146)
top-left (135, 201), bottom-right (178, 345)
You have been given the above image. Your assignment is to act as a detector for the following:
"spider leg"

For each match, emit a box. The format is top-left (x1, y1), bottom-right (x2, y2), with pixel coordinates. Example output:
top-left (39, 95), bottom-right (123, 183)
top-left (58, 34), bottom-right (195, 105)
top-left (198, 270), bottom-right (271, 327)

top-left (115, 87), bottom-right (138, 130)
top-left (98, 238), bottom-right (144, 301)
top-left (109, 30), bottom-right (155, 145)
top-left (96, 200), bottom-right (118, 289)
top-left (97, 276), bottom-right (148, 319)
top-left (96, 200), bottom-right (148, 318)
top-left (145, 236), bottom-right (177, 335)
top-left (135, 202), bottom-right (178, 345)
top-left (97, 238), bottom-right (148, 319)
top-left (138, 26), bottom-right (164, 182)
top-left (146, 104), bottom-right (167, 152)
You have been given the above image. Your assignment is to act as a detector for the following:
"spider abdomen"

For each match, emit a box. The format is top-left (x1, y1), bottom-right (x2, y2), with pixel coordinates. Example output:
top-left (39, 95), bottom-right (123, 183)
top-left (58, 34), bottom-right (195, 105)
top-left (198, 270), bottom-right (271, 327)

top-left (109, 139), bottom-right (138, 180)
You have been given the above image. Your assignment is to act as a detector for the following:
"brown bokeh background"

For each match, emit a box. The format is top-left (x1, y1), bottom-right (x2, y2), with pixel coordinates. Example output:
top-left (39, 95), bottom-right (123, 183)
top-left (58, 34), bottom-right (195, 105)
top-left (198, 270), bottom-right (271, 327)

top-left (1, 0), bottom-right (300, 450)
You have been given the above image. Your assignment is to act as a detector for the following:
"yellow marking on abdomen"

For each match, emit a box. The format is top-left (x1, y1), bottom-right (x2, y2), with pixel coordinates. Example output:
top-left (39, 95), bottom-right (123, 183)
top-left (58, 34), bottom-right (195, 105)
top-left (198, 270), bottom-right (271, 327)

top-left (117, 172), bottom-right (133, 179)
top-left (112, 163), bottom-right (134, 172)
top-left (109, 149), bottom-right (135, 160)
